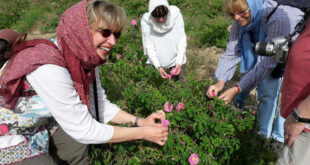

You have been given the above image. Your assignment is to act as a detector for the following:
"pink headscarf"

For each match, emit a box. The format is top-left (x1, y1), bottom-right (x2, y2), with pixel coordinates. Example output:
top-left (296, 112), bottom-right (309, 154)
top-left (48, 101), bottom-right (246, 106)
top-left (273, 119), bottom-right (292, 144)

top-left (0, 0), bottom-right (104, 110)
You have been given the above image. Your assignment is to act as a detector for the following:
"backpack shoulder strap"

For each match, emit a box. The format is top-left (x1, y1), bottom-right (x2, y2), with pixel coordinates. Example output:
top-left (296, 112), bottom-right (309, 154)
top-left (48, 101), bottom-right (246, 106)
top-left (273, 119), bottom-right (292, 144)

top-left (11, 39), bottom-right (59, 57)
top-left (266, 2), bottom-right (280, 24)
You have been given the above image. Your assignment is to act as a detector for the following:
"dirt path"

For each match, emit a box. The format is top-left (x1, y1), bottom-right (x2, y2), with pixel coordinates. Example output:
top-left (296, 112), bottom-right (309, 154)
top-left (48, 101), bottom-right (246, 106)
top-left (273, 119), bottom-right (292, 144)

top-left (26, 23), bottom-right (56, 40)
top-left (187, 46), bottom-right (224, 81)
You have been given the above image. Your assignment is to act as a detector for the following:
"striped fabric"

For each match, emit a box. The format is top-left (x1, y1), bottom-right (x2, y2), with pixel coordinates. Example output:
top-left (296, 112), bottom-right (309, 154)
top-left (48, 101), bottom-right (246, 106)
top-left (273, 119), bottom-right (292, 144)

top-left (214, 0), bottom-right (303, 92)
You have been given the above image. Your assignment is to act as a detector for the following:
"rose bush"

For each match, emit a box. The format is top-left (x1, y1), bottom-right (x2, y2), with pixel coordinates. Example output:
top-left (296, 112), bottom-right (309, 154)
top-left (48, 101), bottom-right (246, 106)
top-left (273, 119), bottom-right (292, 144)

top-left (4, 0), bottom-right (278, 164)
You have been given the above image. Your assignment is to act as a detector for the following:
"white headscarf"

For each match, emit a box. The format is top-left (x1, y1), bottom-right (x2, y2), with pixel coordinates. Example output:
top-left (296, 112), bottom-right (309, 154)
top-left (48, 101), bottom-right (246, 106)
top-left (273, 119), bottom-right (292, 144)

top-left (144, 0), bottom-right (180, 33)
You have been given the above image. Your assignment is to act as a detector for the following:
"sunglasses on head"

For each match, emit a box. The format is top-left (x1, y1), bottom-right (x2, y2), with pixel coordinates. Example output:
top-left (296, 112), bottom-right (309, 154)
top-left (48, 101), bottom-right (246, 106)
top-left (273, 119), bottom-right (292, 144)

top-left (99, 29), bottom-right (121, 39)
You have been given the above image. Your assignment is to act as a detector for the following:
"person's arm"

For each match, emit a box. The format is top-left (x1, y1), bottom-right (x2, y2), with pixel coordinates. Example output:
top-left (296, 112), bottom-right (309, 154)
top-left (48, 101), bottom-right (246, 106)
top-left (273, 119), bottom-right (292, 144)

top-left (175, 13), bottom-right (187, 66)
top-left (297, 95), bottom-right (310, 118)
top-left (237, 11), bottom-right (293, 92)
top-left (214, 21), bottom-right (241, 83)
top-left (284, 94), bottom-right (310, 146)
top-left (27, 65), bottom-right (168, 145)
top-left (110, 124), bottom-right (168, 146)
top-left (141, 16), bottom-right (161, 69)
top-left (92, 68), bottom-right (165, 126)
top-left (27, 65), bottom-right (116, 144)
top-left (206, 22), bottom-right (240, 98)
top-left (217, 17), bottom-right (289, 103)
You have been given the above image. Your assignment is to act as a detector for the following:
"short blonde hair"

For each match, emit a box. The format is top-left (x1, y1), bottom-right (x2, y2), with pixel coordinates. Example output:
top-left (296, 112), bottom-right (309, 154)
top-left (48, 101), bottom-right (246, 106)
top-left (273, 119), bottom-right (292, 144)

top-left (224, 0), bottom-right (249, 15)
top-left (87, 0), bottom-right (127, 32)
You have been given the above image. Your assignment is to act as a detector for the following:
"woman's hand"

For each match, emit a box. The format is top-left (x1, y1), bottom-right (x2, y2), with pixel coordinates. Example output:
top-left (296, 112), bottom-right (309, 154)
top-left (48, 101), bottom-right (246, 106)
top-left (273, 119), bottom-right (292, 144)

top-left (227, 24), bottom-right (232, 32)
top-left (158, 67), bottom-right (168, 78)
top-left (173, 64), bottom-right (181, 75)
top-left (218, 86), bottom-right (239, 104)
top-left (138, 110), bottom-right (166, 127)
top-left (206, 80), bottom-right (225, 98)
top-left (142, 124), bottom-right (169, 146)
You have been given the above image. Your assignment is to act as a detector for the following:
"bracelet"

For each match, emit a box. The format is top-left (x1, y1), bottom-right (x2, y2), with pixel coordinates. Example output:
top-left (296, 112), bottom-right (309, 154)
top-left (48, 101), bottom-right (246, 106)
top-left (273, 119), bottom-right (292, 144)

top-left (235, 85), bottom-right (240, 92)
top-left (134, 117), bottom-right (140, 127)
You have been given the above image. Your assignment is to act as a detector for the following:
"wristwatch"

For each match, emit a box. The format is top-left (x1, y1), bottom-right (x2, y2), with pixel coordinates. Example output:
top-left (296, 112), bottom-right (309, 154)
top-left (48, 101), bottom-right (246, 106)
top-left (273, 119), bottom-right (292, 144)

top-left (292, 108), bottom-right (310, 123)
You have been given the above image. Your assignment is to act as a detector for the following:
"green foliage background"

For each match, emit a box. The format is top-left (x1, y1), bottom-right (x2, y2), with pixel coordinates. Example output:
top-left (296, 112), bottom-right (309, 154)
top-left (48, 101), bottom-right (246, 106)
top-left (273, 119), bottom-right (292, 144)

top-left (0, 0), bottom-right (277, 164)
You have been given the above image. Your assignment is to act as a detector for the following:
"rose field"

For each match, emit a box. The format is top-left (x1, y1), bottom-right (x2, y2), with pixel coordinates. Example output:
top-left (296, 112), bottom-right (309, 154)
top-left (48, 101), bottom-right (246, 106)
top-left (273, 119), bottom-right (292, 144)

top-left (0, 0), bottom-right (279, 164)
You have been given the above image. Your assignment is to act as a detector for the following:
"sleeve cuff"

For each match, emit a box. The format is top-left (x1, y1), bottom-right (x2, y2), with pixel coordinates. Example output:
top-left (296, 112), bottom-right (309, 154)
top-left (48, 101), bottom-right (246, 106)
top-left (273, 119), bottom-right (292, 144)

top-left (103, 106), bottom-right (121, 124)
top-left (236, 83), bottom-right (243, 92)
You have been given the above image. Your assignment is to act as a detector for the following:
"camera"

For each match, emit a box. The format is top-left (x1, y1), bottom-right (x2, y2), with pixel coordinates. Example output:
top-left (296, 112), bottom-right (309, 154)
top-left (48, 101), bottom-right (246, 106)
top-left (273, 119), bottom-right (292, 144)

top-left (254, 2), bottom-right (310, 64)
top-left (254, 11), bottom-right (309, 63)
top-left (255, 36), bottom-right (290, 63)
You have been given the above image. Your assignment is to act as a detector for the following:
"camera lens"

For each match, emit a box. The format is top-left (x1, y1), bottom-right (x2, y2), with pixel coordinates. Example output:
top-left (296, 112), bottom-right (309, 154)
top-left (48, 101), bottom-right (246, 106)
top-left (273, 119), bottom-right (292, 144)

top-left (255, 41), bottom-right (274, 56)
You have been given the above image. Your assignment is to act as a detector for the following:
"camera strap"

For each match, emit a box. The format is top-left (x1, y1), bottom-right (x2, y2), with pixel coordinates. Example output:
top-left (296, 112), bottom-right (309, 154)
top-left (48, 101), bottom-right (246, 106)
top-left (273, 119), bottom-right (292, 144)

top-left (93, 78), bottom-right (100, 122)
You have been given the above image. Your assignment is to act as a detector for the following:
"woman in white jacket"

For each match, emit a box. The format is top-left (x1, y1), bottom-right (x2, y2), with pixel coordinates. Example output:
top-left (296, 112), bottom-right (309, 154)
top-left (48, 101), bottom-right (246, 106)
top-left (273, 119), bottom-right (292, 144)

top-left (141, 0), bottom-right (187, 81)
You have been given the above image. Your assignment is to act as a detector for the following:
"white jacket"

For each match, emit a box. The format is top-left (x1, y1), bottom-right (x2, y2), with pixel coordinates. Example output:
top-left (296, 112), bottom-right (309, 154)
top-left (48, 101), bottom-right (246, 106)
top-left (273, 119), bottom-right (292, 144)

top-left (141, 0), bottom-right (187, 69)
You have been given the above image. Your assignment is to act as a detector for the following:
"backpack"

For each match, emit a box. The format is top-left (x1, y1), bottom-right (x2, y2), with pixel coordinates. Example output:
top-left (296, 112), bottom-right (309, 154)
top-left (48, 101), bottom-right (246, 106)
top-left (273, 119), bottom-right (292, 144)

top-left (0, 29), bottom-right (27, 68)
top-left (275, 0), bottom-right (310, 11)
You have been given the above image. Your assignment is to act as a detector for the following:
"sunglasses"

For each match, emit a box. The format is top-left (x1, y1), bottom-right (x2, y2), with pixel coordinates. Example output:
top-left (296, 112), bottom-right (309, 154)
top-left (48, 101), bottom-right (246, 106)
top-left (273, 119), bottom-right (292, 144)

top-left (230, 8), bottom-right (250, 18)
top-left (99, 29), bottom-right (121, 39)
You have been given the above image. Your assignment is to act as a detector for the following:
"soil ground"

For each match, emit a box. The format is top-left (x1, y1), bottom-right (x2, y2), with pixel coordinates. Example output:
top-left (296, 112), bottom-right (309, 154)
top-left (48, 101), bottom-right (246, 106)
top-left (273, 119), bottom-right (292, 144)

top-left (187, 46), bottom-right (260, 111)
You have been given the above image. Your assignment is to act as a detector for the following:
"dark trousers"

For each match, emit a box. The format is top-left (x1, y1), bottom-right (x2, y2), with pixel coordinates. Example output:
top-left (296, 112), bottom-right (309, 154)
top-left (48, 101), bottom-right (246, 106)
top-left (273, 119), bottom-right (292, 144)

top-left (169, 64), bottom-right (186, 82)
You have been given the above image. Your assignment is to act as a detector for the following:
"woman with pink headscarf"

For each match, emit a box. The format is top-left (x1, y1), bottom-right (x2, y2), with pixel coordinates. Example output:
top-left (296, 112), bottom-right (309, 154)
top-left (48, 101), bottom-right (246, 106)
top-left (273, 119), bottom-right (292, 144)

top-left (0, 0), bottom-right (168, 164)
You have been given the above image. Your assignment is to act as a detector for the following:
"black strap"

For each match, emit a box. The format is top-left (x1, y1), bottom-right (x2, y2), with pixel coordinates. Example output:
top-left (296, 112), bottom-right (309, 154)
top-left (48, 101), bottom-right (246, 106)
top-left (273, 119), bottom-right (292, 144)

top-left (266, 3), bottom-right (280, 24)
top-left (93, 78), bottom-right (100, 122)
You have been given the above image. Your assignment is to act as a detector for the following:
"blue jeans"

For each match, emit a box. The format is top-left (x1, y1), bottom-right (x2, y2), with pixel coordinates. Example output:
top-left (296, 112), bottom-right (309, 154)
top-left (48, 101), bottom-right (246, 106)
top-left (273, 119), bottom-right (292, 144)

top-left (234, 74), bottom-right (284, 142)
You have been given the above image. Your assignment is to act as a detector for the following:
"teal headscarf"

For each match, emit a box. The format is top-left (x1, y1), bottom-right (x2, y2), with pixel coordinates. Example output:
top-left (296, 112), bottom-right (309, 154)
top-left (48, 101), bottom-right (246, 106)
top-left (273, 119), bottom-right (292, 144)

top-left (239, 0), bottom-right (265, 73)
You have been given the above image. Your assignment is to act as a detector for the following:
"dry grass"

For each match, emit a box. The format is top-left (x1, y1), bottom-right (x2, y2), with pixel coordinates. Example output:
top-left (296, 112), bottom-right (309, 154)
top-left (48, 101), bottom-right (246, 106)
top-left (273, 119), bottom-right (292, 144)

top-left (26, 22), bottom-right (56, 40)
top-left (186, 44), bottom-right (259, 111)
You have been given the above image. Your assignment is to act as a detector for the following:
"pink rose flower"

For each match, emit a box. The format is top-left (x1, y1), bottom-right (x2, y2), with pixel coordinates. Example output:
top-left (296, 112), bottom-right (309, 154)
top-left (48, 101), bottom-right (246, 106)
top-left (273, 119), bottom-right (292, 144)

top-left (116, 53), bottom-right (122, 60)
top-left (131, 19), bottom-right (137, 26)
top-left (164, 102), bottom-right (174, 112)
top-left (162, 119), bottom-right (170, 127)
top-left (212, 92), bottom-right (215, 97)
top-left (176, 102), bottom-right (186, 112)
top-left (170, 68), bottom-right (177, 76)
top-left (166, 74), bottom-right (172, 79)
top-left (188, 153), bottom-right (199, 165)
top-left (0, 124), bottom-right (9, 136)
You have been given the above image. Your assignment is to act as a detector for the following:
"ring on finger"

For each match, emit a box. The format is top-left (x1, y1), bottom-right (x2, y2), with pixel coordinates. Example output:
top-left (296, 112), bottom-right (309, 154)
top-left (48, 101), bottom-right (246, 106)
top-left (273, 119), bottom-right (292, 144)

top-left (161, 137), bottom-right (165, 142)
